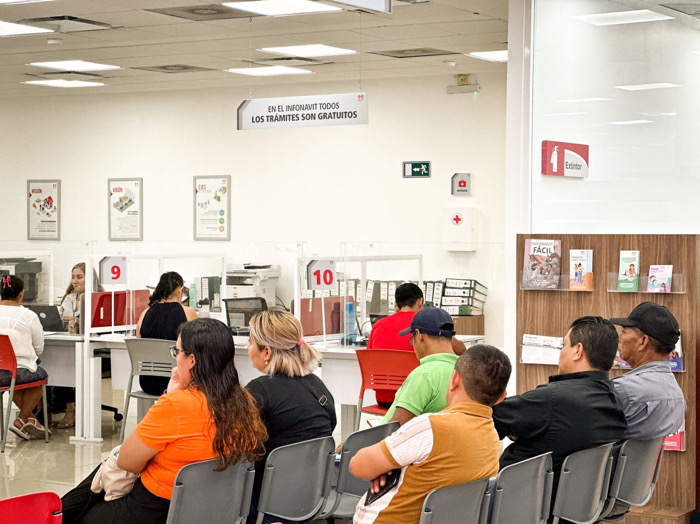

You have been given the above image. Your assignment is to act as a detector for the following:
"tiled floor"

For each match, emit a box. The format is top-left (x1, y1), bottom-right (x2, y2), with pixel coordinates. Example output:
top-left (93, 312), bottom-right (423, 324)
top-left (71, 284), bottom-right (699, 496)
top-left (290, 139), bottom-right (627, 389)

top-left (1, 379), bottom-right (353, 501)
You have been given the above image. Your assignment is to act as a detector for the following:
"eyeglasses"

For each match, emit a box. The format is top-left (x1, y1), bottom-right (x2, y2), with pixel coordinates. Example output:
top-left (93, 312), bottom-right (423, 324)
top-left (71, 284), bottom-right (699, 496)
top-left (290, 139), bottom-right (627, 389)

top-left (169, 345), bottom-right (186, 359)
top-left (409, 329), bottom-right (418, 344)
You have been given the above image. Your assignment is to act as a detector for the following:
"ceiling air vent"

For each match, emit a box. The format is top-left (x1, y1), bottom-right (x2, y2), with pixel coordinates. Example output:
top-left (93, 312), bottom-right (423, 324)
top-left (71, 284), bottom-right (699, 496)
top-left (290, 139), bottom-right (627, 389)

top-left (132, 65), bottom-right (217, 73)
top-left (369, 47), bottom-right (458, 58)
top-left (149, 4), bottom-right (261, 21)
top-left (18, 16), bottom-right (115, 32)
top-left (659, 4), bottom-right (700, 16)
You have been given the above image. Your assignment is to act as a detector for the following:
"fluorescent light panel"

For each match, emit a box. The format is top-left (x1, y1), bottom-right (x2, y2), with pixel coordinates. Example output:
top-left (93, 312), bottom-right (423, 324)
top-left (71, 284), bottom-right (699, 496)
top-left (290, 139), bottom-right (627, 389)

top-left (467, 50), bottom-right (508, 62)
top-left (0, 20), bottom-right (53, 36)
top-left (559, 97), bottom-right (611, 103)
top-left (222, 0), bottom-right (341, 16)
top-left (260, 44), bottom-right (356, 57)
top-left (608, 119), bottom-right (654, 125)
top-left (0, 0), bottom-right (52, 4)
top-left (25, 79), bottom-right (104, 88)
top-left (226, 66), bottom-right (312, 76)
top-left (615, 82), bottom-right (680, 91)
top-left (574, 9), bottom-right (673, 26)
top-left (29, 60), bottom-right (120, 71)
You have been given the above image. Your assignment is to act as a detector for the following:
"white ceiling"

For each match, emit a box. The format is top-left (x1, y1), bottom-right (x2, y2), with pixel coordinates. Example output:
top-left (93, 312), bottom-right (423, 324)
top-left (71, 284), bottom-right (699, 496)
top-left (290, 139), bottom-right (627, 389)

top-left (0, 0), bottom-right (508, 97)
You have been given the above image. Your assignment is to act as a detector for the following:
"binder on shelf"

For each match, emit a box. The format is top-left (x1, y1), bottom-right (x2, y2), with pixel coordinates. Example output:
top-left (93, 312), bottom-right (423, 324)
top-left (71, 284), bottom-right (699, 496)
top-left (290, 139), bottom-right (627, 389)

top-left (200, 276), bottom-right (221, 312)
top-left (379, 281), bottom-right (389, 314)
top-left (388, 281), bottom-right (397, 311)
top-left (445, 278), bottom-right (488, 295)
top-left (443, 304), bottom-right (482, 316)
top-left (442, 295), bottom-right (484, 307)
top-left (433, 281), bottom-right (444, 308)
top-left (443, 287), bottom-right (486, 299)
top-left (425, 281), bottom-right (435, 307)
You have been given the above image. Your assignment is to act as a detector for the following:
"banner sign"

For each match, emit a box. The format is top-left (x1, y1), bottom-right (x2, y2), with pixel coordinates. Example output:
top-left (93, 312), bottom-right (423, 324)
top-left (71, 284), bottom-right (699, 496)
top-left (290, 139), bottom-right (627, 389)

top-left (238, 92), bottom-right (367, 130)
top-left (541, 140), bottom-right (589, 178)
top-left (108, 178), bottom-right (143, 241)
top-left (27, 179), bottom-right (60, 240)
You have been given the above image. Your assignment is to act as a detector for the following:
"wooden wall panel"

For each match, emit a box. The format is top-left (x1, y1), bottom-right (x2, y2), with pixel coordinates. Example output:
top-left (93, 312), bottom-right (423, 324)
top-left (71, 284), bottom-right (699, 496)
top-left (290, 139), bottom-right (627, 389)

top-left (516, 234), bottom-right (696, 522)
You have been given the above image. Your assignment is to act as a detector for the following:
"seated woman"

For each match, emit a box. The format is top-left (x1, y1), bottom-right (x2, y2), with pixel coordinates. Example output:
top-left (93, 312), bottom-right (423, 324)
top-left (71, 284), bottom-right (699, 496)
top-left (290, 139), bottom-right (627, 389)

top-left (0, 275), bottom-right (50, 440)
top-left (61, 318), bottom-right (267, 524)
top-left (135, 271), bottom-right (197, 395)
top-left (245, 309), bottom-right (336, 524)
top-left (55, 262), bottom-right (105, 429)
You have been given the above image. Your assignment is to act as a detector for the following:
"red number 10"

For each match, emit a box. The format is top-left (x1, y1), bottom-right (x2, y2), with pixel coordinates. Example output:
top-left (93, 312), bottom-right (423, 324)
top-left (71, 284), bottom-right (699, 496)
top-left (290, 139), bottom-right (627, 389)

top-left (312, 269), bottom-right (333, 286)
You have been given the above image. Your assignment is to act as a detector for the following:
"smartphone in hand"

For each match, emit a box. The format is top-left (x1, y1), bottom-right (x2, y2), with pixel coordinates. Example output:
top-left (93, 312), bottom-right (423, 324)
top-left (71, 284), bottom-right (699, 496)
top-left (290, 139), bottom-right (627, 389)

top-left (364, 468), bottom-right (401, 506)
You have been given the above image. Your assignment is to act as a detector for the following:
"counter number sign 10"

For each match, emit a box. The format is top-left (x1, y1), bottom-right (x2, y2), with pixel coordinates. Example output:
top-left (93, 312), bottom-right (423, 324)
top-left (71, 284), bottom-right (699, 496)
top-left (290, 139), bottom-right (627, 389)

top-left (307, 259), bottom-right (336, 291)
top-left (99, 256), bottom-right (127, 285)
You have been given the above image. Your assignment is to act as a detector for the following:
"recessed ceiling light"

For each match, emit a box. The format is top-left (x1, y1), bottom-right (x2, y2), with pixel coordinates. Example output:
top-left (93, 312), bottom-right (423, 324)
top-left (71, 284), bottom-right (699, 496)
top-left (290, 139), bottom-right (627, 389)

top-left (0, 0), bottom-right (52, 4)
top-left (29, 60), bottom-right (120, 72)
top-left (226, 66), bottom-right (313, 76)
top-left (559, 97), bottom-right (611, 103)
top-left (0, 20), bottom-right (53, 37)
top-left (260, 44), bottom-right (356, 57)
top-left (467, 50), bottom-right (508, 62)
top-left (25, 79), bottom-right (104, 88)
top-left (608, 119), bottom-right (654, 125)
top-left (573, 9), bottom-right (673, 26)
top-left (614, 83), bottom-right (680, 91)
top-left (222, 0), bottom-right (341, 16)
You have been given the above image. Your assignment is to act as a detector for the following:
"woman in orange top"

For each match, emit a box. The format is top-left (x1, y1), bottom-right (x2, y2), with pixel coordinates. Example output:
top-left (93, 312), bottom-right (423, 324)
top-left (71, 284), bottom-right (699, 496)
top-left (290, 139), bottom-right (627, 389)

top-left (61, 318), bottom-right (267, 523)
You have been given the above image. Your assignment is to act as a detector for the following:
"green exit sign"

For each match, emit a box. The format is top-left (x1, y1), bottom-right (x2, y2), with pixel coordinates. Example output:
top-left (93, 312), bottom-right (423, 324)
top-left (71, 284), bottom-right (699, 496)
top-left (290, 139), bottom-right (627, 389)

top-left (403, 161), bottom-right (431, 178)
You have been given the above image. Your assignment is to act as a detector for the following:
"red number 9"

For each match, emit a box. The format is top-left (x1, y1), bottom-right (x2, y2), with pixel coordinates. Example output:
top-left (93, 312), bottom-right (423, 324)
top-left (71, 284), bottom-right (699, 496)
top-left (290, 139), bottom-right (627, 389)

top-left (111, 265), bottom-right (121, 280)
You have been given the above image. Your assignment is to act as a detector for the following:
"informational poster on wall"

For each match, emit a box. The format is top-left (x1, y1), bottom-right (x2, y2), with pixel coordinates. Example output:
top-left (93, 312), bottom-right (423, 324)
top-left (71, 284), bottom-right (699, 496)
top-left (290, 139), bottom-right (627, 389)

top-left (237, 92), bottom-right (367, 130)
top-left (193, 176), bottom-right (230, 241)
top-left (27, 179), bottom-right (60, 240)
top-left (108, 178), bottom-right (143, 241)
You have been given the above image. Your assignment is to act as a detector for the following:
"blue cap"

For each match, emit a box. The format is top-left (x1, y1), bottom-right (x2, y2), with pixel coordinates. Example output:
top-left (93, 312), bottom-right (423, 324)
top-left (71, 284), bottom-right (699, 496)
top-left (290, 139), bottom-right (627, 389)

top-left (398, 307), bottom-right (455, 338)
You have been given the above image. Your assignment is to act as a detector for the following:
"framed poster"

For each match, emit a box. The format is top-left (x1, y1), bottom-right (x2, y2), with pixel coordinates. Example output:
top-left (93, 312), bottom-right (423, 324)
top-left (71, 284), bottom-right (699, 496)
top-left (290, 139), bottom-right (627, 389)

top-left (193, 175), bottom-right (230, 241)
top-left (27, 180), bottom-right (60, 240)
top-left (108, 178), bottom-right (143, 241)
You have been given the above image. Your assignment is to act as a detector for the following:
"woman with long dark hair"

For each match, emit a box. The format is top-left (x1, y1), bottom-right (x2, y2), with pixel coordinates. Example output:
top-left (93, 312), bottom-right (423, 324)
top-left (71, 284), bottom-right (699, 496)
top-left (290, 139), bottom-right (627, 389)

top-left (62, 318), bottom-right (267, 523)
top-left (135, 271), bottom-right (197, 394)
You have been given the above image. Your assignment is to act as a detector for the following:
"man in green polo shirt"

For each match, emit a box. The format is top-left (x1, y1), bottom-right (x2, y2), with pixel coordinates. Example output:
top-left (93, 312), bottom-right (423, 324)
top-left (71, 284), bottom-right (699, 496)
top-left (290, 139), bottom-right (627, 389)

top-left (381, 307), bottom-right (460, 425)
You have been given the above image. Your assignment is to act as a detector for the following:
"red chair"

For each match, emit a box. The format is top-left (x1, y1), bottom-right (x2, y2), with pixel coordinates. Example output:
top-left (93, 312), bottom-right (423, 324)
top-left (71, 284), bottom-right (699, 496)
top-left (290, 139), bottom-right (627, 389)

top-left (354, 349), bottom-right (419, 430)
top-left (0, 334), bottom-right (50, 452)
top-left (0, 491), bottom-right (62, 522)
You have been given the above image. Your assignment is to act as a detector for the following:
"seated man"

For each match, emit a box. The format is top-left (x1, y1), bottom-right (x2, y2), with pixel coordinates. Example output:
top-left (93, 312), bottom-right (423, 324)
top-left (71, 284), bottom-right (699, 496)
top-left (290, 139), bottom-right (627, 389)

top-left (610, 302), bottom-right (685, 439)
top-left (380, 308), bottom-right (460, 425)
top-left (368, 283), bottom-right (466, 407)
top-left (492, 316), bottom-right (627, 486)
top-left (350, 344), bottom-right (511, 524)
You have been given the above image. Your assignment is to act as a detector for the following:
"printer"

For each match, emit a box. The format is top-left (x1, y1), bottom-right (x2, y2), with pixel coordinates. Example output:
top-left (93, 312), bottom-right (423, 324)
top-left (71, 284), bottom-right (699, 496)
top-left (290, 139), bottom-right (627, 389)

top-left (225, 264), bottom-right (281, 307)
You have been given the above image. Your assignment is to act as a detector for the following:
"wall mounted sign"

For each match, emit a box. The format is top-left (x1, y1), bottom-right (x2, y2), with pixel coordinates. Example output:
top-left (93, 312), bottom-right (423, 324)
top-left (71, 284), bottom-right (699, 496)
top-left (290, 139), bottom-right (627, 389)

top-left (403, 161), bottom-right (431, 178)
top-left (27, 179), bottom-right (60, 240)
top-left (108, 178), bottom-right (143, 241)
top-left (306, 259), bottom-right (336, 291)
top-left (99, 256), bottom-right (127, 285)
top-left (451, 173), bottom-right (471, 195)
top-left (193, 176), bottom-right (230, 241)
top-left (541, 140), bottom-right (589, 178)
top-left (238, 92), bottom-right (367, 130)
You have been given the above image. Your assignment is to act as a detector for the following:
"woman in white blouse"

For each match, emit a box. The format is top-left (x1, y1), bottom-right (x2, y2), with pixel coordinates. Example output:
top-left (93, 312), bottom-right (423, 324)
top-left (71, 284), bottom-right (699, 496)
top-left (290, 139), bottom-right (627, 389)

top-left (0, 275), bottom-right (50, 440)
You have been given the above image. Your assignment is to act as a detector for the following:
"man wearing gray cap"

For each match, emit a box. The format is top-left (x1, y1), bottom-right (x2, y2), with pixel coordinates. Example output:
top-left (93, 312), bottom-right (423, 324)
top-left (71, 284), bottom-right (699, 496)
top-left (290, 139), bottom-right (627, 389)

top-left (379, 307), bottom-right (461, 426)
top-left (610, 302), bottom-right (686, 440)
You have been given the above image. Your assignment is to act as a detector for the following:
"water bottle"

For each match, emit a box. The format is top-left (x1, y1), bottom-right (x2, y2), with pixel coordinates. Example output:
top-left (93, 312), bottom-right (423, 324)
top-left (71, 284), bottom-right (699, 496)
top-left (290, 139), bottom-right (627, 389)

top-left (345, 301), bottom-right (357, 344)
top-left (189, 283), bottom-right (197, 309)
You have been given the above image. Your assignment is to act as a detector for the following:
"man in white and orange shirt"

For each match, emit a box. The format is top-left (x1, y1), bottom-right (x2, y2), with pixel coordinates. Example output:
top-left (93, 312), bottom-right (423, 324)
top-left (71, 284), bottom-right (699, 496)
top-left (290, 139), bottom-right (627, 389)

top-left (350, 344), bottom-right (511, 524)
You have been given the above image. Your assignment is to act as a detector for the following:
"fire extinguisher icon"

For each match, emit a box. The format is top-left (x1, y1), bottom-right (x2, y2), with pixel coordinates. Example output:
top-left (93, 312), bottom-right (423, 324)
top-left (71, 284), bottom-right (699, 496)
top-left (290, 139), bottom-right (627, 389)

top-left (551, 146), bottom-right (559, 173)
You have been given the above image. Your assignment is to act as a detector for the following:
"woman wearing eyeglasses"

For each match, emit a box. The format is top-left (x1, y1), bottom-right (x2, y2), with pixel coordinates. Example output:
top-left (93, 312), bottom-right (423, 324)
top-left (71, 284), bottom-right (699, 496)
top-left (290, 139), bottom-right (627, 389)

top-left (62, 318), bottom-right (267, 524)
top-left (245, 308), bottom-right (336, 524)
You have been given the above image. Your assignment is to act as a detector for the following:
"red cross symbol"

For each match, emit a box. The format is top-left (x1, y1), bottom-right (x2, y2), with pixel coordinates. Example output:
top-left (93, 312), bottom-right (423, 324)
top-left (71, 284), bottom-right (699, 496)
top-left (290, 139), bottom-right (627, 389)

top-left (452, 214), bottom-right (462, 226)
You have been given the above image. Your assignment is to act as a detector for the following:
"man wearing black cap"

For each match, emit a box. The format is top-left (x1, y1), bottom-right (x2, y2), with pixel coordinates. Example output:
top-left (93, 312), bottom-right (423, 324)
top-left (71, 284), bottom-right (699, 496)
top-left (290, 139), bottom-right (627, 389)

top-left (379, 307), bottom-right (461, 426)
top-left (610, 302), bottom-right (685, 440)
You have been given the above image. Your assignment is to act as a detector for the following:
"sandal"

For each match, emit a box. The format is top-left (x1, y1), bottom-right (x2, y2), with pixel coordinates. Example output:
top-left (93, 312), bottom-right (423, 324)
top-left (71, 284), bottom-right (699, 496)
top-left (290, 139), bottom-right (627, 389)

top-left (57, 415), bottom-right (75, 429)
top-left (24, 417), bottom-right (51, 439)
top-left (9, 418), bottom-right (30, 441)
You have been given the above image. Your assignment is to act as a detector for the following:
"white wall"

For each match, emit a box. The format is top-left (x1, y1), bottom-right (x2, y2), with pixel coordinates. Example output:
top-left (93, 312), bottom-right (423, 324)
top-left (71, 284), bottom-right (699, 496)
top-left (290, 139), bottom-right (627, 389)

top-left (529, 0), bottom-right (700, 233)
top-left (0, 72), bottom-right (507, 346)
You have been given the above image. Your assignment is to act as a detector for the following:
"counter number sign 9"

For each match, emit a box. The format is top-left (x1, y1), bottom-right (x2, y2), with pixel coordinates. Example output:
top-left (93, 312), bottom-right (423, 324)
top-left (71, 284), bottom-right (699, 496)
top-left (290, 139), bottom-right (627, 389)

top-left (307, 259), bottom-right (336, 291)
top-left (99, 256), bottom-right (127, 285)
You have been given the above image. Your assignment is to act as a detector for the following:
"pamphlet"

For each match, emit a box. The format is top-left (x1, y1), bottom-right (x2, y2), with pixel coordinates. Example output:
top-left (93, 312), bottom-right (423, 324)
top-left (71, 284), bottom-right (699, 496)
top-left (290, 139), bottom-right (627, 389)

top-left (617, 250), bottom-right (640, 292)
top-left (522, 239), bottom-right (562, 290)
top-left (647, 265), bottom-right (673, 293)
top-left (569, 249), bottom-right (593, 291)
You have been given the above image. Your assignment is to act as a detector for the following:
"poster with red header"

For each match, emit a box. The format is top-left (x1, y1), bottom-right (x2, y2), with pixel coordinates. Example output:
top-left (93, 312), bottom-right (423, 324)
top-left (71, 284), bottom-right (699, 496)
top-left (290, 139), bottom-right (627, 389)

top-left (541, 140), bottom-right (589, 178)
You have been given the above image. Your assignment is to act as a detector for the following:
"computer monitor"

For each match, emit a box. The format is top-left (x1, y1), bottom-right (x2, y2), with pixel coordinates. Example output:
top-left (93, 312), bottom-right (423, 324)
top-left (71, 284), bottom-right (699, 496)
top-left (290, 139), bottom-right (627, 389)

top-left (223, 297), bottom-right (267, 334)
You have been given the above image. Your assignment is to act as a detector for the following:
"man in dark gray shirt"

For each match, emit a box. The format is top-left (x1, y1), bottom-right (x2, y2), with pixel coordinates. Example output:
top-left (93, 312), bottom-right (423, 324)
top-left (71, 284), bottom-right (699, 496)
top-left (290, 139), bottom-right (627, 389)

top-left (493, 316), bottom-right (627, 485)
top-left (610, 302), bottom-right (686, 438)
